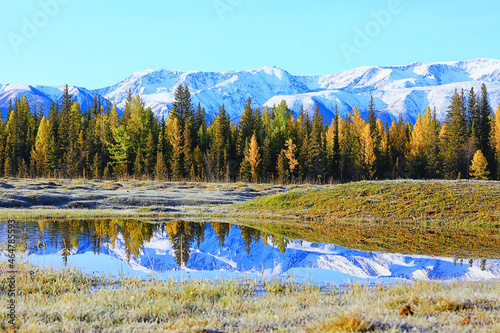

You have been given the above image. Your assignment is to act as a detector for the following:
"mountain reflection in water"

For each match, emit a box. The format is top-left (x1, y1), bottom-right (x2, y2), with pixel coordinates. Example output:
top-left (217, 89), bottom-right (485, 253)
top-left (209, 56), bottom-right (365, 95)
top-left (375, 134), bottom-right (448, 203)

top-left (1, 219), bottom-right (499, 284)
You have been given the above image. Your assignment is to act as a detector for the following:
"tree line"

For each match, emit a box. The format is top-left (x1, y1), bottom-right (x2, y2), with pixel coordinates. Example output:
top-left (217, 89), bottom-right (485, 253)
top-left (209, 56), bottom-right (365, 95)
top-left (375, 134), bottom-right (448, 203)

top-left (1, 83), bottom-right (500, 182)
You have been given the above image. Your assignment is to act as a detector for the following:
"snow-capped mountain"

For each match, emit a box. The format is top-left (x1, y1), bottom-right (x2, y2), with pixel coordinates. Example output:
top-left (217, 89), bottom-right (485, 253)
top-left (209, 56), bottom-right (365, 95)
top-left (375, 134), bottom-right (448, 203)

top-left (4, 223), bottom-right (500, 284)
top-left (0, 83), bottom-right (108, 117)
top-left (2, 58), bottom-right (500, 123)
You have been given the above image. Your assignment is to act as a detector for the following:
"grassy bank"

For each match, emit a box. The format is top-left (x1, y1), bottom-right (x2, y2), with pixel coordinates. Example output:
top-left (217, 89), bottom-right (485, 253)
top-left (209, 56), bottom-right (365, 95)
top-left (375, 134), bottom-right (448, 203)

top-left (237, 180), bottom-right (500, 225)
top-left (234, 180), bottom-right (500, 259)
top-left (1, 262), bottom-right (499, 332)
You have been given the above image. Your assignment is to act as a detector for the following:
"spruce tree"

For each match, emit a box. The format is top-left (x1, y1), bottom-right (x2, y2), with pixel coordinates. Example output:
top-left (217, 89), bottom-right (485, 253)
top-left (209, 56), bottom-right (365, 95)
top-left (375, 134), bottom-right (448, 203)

top-left (441, 89), bottom-right (468, 178)
top-left (368, 95), bottom-right (377, 134)
top-left (478, 83), bottom-right (493, 169)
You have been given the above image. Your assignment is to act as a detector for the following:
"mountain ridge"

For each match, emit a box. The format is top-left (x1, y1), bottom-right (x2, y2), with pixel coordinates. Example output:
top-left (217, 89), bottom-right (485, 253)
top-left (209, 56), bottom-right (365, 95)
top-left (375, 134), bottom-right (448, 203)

top-left (2, 58), bottom-right (500, 123)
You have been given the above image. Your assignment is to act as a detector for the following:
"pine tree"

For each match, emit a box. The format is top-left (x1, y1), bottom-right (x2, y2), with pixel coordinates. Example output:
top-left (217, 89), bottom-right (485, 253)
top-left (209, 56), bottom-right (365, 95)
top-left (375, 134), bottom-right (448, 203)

top-left (92, 153), bottom-right (101, 179)
top-left (154, 129), bottom-right (167, 180)
top-left (239, 138), bottom-right (251, 182)
top-left (368, 95), bottom-right (377, 134)
top-left (193, 146), bottom-right (204, 179)
top-left (276, 150), bottom-right (288, 184)
top-left (108, 124), bottom-right (129, 177)
top-left (478, 83), bottom-right (493, 170)
top-left (441, 89), bottom-right (468, 178)
top-left (183, 122), bottom-right (193, 178)
top-left (470, 150), bottom-right (489, 180)
top-left (121, 89), bottom-right (133, 127)
top-left (467, 87), bottom-right (480, 138)
top-left (238, 97), bottom-right (254, 159)
top-left (144, 130), bottom-right (156, 175)
top-left (170, 117), bottom-right (184, 180)
top-left (308, 104), bottom-right (324, 179)
top-left (171, 84), bottom-right (194, 131)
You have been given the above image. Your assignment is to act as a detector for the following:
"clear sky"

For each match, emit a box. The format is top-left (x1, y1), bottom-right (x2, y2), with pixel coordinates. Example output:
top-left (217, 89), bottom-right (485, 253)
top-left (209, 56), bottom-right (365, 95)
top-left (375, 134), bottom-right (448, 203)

top-left (1, 0), bottom-right (499, 89)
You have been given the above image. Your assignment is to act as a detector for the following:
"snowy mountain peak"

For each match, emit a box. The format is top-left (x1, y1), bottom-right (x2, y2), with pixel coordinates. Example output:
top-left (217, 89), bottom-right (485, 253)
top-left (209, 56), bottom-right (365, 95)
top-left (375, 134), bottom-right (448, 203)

top-left (2, 58), bottom-right (500, 123)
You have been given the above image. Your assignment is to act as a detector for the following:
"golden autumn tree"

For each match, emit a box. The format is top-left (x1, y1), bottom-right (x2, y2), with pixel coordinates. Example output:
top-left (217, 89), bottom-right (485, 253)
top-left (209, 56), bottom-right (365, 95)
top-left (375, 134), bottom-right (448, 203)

top-left (407, 113), bottom-right (426, 177)
top-left (284, 138), bottom-right (299, 179)
top-left (245, 133), bottom-right (261, 182)
top-left (31, 116), bottom-right (50, 176)
top-left (470, 150), bottom-right (489, 180)
top-left (361, 124), bottom-right (376, 178)
top-left (494, 104), bottom-right (500, 180)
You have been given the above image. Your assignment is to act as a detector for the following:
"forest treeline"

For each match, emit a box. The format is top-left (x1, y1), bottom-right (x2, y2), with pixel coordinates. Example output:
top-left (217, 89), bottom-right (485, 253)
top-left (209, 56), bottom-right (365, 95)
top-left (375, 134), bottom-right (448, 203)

top-left (1, 83), bottom-right (500, 182)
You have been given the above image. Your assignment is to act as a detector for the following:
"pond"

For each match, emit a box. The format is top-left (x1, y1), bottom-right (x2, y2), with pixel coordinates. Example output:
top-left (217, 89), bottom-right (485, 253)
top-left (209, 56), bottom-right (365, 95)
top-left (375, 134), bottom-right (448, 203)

top-left (1, 219), bottom-right (499, 284)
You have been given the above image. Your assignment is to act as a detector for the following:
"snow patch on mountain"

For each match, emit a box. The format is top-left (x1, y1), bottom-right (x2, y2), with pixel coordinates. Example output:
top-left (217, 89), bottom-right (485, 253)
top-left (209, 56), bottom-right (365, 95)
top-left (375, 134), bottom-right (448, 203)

top-left (2, 58), bottom-right (500, 122)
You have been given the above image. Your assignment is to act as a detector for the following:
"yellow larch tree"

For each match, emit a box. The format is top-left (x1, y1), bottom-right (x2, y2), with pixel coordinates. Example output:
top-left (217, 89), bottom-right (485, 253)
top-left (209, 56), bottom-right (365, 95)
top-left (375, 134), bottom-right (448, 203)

top-left (494, 104), bottom-right (500, 180)
top-left (31, 116), bottom-right (50, 176)
top-left (470, 150), bottom-right (489, 180)
top-left (245, 134), bottom-right (261, 182)
top-left (284, 138), bottom-right (299, 177)
top-left (361, 124), bottom-right (376, 178)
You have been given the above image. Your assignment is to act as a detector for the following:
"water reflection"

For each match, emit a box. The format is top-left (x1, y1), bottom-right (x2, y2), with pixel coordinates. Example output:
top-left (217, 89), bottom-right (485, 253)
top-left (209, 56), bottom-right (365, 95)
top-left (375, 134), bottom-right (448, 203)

top-left (0, 219), bottom-right (499, 284)
top-left (0, 220), bottom-right (292, 267)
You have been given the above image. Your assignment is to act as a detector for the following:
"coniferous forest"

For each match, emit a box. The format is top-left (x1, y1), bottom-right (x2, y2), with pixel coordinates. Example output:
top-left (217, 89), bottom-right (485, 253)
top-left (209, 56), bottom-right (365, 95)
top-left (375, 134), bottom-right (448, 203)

top-left (1, 83), bottom-right (500, 183)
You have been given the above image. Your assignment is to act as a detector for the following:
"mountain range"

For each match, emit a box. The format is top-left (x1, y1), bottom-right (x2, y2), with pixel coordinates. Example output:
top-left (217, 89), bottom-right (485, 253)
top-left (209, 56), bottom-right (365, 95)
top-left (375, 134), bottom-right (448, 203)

top-left (2, 58), bottom-right (500, 123)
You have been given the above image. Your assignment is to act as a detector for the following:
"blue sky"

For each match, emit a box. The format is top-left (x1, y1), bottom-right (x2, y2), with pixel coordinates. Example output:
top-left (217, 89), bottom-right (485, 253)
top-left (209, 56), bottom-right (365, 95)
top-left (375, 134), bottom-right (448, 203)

top-left (1, 0), bottom-right (499, 89)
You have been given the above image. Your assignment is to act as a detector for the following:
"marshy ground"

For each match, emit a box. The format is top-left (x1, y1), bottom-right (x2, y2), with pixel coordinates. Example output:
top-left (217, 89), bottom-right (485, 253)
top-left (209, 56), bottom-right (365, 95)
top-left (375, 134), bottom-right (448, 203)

top-left (1, 178), bottom-right (500, 332)
top-left (0, 262), bottom-right (499, 333)
top-left (0, 178), bottom-right (307, 219)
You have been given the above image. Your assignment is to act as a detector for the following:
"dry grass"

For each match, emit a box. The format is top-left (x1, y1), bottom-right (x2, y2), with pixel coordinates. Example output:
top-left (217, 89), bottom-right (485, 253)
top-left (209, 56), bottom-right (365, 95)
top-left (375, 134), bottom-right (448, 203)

top-left (0, 262), bottom-right (499, 332)
top-left (238, 180), bottom-right (500, 225)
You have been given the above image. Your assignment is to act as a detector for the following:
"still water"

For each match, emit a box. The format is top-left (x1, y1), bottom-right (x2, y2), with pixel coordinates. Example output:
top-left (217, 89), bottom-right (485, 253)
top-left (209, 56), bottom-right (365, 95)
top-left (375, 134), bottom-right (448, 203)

top-left (1, 219), bottom-right (499, 284)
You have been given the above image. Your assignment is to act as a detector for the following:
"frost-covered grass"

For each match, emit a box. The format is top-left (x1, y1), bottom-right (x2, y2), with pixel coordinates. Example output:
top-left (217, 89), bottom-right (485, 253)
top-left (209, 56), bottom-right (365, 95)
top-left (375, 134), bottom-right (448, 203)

top-left (0, 262), bottom-right (498, 332)
top-left (238, 180), bottom-right (500, 226)
top-left (0, 178), bottom-right (297, 220)
top-left (235, 180), bottom-right (500, 258)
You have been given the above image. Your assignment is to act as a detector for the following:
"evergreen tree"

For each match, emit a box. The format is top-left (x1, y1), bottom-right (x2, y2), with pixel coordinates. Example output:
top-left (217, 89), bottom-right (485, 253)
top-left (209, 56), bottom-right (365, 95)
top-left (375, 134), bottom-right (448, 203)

top-left (154, 130), bottom-right (167, 180)
top-left (368, 95), bottom-right (377, 134)
top-left (441, 89), bottom-right (468, 178)
top-left (170, 117), bottom-right (184, 180)
top-left (467, 87), bottom-right (480, 138)
top-left (171, 84), bottom-right (194, 132)
top-left (308, 104), bottom-right (324, 179)
top-left (478, 83), bottom-right (493, 169)
top-left (238, 97), bottom-right (254, 159)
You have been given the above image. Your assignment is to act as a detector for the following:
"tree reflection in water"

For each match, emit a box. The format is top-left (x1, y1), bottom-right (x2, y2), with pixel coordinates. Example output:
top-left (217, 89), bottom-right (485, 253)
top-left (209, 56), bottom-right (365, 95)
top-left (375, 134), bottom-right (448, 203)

top-left (4, 219), bottom-right (292, 268)
top-left (1, 219), bottom-right (487, 271)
